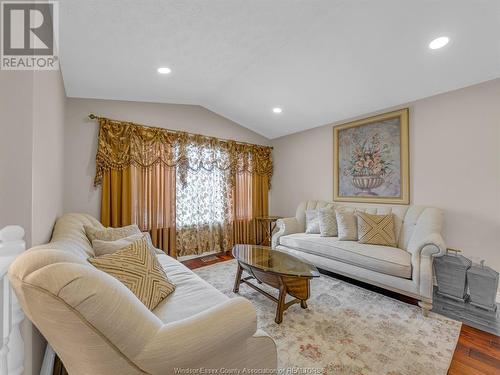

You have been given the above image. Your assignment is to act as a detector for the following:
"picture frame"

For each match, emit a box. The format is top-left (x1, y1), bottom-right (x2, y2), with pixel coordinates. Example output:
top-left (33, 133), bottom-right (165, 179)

top-left (333, 108), bottom-right (409, 204)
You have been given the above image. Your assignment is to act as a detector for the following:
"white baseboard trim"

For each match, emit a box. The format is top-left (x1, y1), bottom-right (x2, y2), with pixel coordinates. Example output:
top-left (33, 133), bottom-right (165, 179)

top-left (40, 344), bottom-right (55, 375)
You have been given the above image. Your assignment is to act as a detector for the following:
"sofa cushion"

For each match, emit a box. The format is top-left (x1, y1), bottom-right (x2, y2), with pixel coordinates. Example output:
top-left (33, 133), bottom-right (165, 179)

top-left (92, 233), bottom-right (146, 256)
top-left (84, 224), bottom-right (141, 242)
top-left (336, 211), bottom-right (358, 241)
top-left (334, 204), bottom-right (409, 248)
top-left (153, 254), bottom-right (229, 323)
top-left (305, 210), bottom-right (320, 234)
top-left (318, 207), bottom-right (338, 237)
top-left (357, 212), bottom-right (397, 247)
top-left (92, 233), bottom-right (164, 256)
top-left (279, 233), bottom-right (411, 278)
top-left (88, 238), bottom-right (176, 310)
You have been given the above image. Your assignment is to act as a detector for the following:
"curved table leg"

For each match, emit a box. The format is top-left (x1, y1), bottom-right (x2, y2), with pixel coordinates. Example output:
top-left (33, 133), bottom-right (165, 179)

top-left (275, 283), bottom-right (287, 324)
top-left (233, 263), bottom-right (243, 293)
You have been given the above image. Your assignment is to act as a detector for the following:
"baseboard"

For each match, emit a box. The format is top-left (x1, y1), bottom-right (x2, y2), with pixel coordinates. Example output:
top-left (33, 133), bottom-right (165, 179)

top-left (40, 344), bottom-right (56, 375)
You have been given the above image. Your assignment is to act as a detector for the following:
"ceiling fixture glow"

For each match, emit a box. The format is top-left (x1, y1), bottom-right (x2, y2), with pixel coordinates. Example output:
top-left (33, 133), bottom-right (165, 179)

top-left (157, 67), bottom-right (172, 74)
top-left (428, 36), bottom-right (449, 50)
top-left (272, 107), bottom-right (282, 114)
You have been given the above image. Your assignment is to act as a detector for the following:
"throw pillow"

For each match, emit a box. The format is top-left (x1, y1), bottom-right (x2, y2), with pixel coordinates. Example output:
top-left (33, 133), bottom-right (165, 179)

top-left (336, 211), bottom-right (358, 241)
top-left (305, 209), bottom-right (320, 234)
top-left (142, 232), bottom-right (164, 255)
top-left (318, 207), bottom-right (338, 237)
top-left (84, 224), bottom-right (141, 243)
top-left (88, 238), bottom-right (175, 310)
top-left (92, 233), bottom-right (146, 256)
top-left (357, 212), bottom-right (397, 247)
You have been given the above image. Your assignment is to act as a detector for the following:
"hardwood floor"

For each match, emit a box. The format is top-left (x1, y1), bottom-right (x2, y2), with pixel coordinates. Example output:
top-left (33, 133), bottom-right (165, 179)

top-left (183, 253), bottom-right (500, 374)
top-left (449, 325), bottom-right (500, 375)
top-left (182, 252), bottom-right (233, 269)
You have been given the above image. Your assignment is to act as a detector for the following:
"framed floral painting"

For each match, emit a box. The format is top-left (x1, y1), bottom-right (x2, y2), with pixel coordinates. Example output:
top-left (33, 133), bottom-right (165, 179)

top-left (333, 108), bottom-right (409, 204)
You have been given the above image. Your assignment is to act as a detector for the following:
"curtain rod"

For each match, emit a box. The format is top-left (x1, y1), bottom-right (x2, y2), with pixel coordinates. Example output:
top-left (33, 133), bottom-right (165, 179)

top-left (88, 114), bottom-right (272, 149)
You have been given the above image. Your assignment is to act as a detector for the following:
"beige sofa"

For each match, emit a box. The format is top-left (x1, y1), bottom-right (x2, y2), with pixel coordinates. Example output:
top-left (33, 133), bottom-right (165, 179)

top-left (272, 200), bottom-right (446, 315)
top-left (9, 213), bottom-right (277, 375)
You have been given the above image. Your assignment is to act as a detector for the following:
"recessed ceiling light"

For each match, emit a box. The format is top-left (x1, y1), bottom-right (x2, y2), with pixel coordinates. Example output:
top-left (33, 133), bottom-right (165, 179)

top-left (272, 107), bottom-right (282, 114)
top-left (157, 67), bottom-right (172, 74)
top-left (428, 36), bottom-right (449, 50)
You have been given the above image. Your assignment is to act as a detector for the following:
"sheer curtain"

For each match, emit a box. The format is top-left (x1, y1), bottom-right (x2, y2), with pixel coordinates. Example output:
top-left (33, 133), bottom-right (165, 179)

top-left (175, 146), bottom-right (233, 257)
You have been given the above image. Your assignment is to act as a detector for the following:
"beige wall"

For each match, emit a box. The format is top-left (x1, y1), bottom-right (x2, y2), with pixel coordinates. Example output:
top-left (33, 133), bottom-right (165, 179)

top-left (63, 98), bottom-right (270, 218)
top-left (32, 71), bottom-right (66, 245)
top-left (270, 78), bottom-right (500, 275)
top-left (0, 69), bottom-right (66, 375)
top-left (0, 71), bottom-right (34, 246)
top-left (0, 70), bottom-right (65, 244)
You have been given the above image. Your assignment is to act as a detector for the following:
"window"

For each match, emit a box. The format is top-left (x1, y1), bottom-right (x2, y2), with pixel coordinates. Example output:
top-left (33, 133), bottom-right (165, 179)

top-left (175, 145), bottom-right (231, 228)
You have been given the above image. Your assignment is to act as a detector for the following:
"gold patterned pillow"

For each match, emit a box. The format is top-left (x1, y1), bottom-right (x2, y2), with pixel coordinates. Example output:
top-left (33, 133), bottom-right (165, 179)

top-left (357, 212), bottom-right (397, 247)
top-left (88, 238), bottom-right (175, 310)
top-left (84, 224), bottom-right (141, 243)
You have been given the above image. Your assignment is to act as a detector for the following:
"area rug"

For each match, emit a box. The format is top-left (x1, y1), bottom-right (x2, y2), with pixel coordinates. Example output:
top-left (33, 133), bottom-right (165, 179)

top-left (194, 259), bottom-right (461, 375)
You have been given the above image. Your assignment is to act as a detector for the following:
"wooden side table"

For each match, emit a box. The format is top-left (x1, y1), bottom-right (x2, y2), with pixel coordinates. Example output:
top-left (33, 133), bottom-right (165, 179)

top-left (255, 216), bottom-right (281, 246)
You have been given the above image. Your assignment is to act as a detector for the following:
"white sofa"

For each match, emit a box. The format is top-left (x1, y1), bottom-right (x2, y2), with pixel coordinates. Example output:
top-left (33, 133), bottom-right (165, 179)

top-left (272, 201), bottom-right (446, 315)
top-left (9, 213), bottom-right (277, 375)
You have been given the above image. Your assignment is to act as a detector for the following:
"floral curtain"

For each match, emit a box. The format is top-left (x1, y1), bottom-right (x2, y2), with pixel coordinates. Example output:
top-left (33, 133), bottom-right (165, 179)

top-left (176, 166), bottom-right (233, 256)
top-left (93, 116), bottom-right (273, 258)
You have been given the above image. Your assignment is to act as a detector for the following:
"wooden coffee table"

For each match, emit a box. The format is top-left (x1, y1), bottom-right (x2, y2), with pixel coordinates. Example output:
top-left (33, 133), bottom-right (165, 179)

top-left (232, 244), bottom-right (320, 324)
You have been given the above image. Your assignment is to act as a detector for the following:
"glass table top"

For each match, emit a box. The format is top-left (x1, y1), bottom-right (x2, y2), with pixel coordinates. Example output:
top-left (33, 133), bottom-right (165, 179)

top-left (232, 244), bottom-right (320, 278)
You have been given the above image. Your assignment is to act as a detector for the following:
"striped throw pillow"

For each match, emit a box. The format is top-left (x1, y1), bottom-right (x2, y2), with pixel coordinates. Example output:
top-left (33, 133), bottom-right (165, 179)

top-left (88, 238), bottom-right (175, 310)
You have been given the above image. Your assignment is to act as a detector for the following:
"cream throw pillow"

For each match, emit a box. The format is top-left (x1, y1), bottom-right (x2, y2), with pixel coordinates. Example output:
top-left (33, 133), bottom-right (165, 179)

top-left (88, 238), bottom-right (175, 310)
top-left (92, 233), bottom-right (163, 256)
top-left (357, 212), bottom-right (397, 247)
top-left (336, 211), bottom-right (358, 241)
top-left (141, 232), bottom-right (164, 255)
top-left (84, 224), bottom-right (141, 242)
top-left (92, 233), bottom-right (142, 256)
top-left (305, 210), bottom-right (320, 234)
top-left (318, 207), bottom-right (338, 237)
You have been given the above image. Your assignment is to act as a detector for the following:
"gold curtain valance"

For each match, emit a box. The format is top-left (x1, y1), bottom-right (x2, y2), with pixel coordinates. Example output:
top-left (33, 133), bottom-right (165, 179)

top-left (92, 116), bottom-right (273, 187)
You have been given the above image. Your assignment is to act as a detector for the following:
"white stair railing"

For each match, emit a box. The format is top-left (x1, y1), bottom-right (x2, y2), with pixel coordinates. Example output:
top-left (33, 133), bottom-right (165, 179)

top-left (0, 226), bottom-right (26, 375)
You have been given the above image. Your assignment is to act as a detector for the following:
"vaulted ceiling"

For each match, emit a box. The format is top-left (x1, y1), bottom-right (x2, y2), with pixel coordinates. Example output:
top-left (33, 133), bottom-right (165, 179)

top-left (60, 0), bottom-right (500, 138)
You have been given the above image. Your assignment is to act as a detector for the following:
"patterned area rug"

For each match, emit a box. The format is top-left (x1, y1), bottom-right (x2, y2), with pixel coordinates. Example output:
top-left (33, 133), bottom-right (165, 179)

top-left (194, 260), bottom-right (461, 375)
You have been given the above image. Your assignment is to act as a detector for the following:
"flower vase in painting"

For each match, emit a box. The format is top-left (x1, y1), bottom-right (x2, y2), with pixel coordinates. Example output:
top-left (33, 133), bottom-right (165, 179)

top-left (333, 109), bottom-right (409, 204)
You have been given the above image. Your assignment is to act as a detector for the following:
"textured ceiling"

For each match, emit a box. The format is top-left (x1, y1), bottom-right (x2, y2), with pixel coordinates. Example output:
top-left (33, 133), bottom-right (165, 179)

top-left (60, 0), bottom-right (500, 138)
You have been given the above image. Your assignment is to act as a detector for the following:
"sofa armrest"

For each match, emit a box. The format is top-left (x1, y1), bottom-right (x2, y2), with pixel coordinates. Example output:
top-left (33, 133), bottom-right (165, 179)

top-left (407, 232), bottom-right (446, 258)
top-left (406, 232), bottom-right (446, 301)
top-left (271, 217), bottom-right (302, 248)
top-left (135, 297), bottom-right (258, 372)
